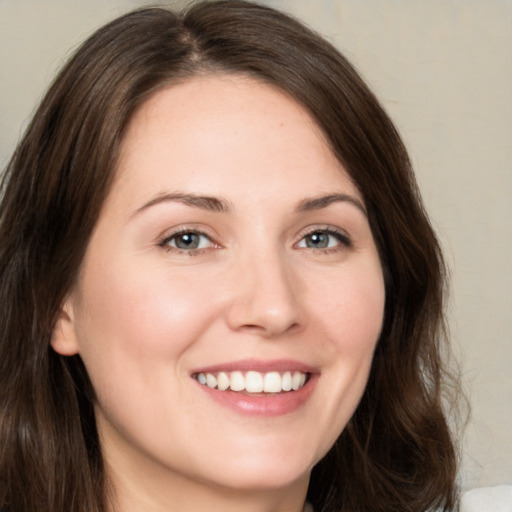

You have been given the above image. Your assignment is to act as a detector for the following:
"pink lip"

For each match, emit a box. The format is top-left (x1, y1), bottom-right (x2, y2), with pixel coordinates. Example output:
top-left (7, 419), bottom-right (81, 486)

top-left (191, 359), bottom-right (319, 417)
top-left (191, 358), bottom-right (318, 375)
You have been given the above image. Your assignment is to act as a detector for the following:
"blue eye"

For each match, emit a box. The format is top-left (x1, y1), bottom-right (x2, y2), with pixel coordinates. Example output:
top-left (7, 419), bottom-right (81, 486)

top-left (297, 229), bottom-right (350, 250)
top-left (161, 231), bottom-right (213, 251)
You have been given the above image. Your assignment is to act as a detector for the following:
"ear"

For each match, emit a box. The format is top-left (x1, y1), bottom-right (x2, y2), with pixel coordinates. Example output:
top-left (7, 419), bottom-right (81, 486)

top-left (51, 298), bottom-right (80, 356)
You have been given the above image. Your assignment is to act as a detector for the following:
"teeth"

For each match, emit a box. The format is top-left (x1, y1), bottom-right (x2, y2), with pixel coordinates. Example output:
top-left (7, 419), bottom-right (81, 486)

top-left (246, 371), bottom-right (263, 392)
top-left (195, 370), bottom-right (309, 393)
top-left (206, 373), bottom-right (217, 389)
top-left (292, 371), bottom-right (305, 391)
top-left (230, 371), bottom-right (245, 392)
top-left (217, 371), bottom-right (230, 391)
top-left (263, 372), bottom-right (281, 393)
top-left (282, 371), bottom-right (292, 391)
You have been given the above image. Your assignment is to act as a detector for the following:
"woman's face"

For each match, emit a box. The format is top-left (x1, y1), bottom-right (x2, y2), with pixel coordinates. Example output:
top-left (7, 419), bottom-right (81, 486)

top-left (54, 75), bottom-right (385, 499)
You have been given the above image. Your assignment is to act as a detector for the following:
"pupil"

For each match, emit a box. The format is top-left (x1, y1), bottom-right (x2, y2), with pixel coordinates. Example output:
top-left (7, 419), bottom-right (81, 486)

top-left (176, 233), bottom-right (199, 249)
top-left (307, 232), bottom-right (328, 248)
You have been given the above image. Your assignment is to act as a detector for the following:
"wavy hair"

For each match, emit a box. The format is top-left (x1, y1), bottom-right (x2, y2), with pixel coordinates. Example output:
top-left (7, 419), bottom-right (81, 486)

top-left (0, 2), bottom-right (460, 511)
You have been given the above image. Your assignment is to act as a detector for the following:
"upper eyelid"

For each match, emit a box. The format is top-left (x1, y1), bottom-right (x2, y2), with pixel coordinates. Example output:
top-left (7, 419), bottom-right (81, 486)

top-left (157, 229), bottom-right (219, 254)
top-left (297, 225), bottom-right (351, 241)
top-left (294, 227), bottom-right (353, 252)
top-left (156, 224), bottom-right (352, 250)
top-left (161, 229), bottom-right (210, 242)
top-left (157, 226), bottom-right (217, 244)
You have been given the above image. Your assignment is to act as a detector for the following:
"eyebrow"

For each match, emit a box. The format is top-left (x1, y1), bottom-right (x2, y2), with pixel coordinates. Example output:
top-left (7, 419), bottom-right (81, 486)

top-left (295, 193), bottom-right (367, 216)
top-left (131, 192), bottom-right (231, 218)
top-left (131, 191), bottom-right (366, 218)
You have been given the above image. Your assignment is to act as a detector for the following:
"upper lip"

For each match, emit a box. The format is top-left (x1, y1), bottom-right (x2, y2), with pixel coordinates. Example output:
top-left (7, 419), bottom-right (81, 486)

top-left (191, 358), bottom-right (318, 375)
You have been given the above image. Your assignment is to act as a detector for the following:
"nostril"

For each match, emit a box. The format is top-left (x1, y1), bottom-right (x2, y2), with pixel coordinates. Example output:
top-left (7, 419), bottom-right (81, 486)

top-left (238, 321), bottom-right (301, 338)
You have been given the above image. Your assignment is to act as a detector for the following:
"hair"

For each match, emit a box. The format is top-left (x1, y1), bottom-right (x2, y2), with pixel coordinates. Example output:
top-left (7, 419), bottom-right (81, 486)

top-left (0, 1), bottom-right (461, 511)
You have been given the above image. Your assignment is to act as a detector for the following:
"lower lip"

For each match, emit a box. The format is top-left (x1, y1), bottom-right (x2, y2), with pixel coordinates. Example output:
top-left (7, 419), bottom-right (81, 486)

top-left (194, 375), bottom-right (318, 417)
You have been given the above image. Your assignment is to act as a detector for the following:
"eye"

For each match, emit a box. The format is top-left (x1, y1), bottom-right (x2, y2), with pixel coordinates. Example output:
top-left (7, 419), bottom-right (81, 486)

top-left (297, 229), bottom-right (351, 250)
top-left (159, 230), bottom-right (215, 252)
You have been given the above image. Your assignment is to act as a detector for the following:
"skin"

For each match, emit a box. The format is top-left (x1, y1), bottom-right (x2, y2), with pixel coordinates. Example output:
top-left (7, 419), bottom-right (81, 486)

top-left (53, 75), bottom-right (386, 512)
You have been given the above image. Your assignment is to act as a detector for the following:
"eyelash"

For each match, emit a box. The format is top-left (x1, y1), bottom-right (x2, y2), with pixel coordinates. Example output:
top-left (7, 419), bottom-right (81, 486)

top-left (158, 228), bottom-right (217, 255)
top-left (157, 226), bottom-right (352, 256)
top-left (296, 226), bottom-right (352, 253)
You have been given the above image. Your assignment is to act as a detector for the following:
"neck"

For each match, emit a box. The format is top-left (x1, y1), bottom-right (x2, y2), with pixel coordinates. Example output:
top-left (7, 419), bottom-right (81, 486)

top-left (107, 467), bottom-right (309, 512)
top-left (103, 448), bottom-right (310, 512)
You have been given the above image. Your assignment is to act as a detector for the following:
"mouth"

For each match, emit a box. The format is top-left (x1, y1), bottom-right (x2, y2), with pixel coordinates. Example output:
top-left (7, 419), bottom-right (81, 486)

top-left (193, 370), bottom-right (309, 394)
top-left (191, 359), bottom-right (318, 416)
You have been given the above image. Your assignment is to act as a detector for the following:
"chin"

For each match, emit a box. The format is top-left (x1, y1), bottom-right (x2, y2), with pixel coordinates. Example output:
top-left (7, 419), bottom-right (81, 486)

top-left (192, 442), bottom-right (318, 492)
top-left (208, 463), bottom-right (311, 493)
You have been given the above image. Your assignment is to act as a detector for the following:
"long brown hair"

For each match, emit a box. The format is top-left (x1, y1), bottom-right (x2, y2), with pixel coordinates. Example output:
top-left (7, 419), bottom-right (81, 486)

top-left (0, 2), bottom-right (460, 511)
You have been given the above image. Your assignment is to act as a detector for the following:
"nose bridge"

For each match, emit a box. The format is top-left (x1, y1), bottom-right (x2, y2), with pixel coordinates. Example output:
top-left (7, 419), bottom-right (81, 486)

top-left (225, 238), bottom-right (302, 337)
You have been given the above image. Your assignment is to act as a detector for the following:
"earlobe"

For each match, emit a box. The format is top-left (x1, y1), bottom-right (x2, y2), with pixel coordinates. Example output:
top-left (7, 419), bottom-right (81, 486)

top-left (51, 299), bottom-right (80, 356)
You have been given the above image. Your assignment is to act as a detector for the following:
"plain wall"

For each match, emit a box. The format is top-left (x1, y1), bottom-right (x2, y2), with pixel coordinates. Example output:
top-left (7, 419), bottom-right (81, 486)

top-left (1, 0), bottom-right (511, 491)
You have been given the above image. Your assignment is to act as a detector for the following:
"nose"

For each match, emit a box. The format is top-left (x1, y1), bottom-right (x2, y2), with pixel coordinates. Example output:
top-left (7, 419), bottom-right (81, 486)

top-left (225, 249), bottom-right (303, 338)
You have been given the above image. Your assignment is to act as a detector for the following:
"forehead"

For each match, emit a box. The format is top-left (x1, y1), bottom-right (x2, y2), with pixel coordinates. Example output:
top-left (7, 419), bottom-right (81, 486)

top-left (120, 74), bottom-right (327, 161)
top-left (111, 74), bottom-right (361, 210)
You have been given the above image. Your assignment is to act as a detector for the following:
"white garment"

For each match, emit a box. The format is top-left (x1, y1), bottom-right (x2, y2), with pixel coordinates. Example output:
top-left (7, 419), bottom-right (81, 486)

top-left (460, 485), bottom-right (512, 512)
top-left (303, 487), bottom-right (512, 512)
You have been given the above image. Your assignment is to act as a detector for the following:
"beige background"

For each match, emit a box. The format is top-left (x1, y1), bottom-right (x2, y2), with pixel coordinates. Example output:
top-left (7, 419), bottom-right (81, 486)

top-left (0, 0), bottom-right (510, 491)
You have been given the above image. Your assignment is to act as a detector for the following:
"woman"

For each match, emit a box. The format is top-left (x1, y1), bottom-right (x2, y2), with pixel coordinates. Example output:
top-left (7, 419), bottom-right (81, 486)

top-left (0, 1), bottom-right (460, 511)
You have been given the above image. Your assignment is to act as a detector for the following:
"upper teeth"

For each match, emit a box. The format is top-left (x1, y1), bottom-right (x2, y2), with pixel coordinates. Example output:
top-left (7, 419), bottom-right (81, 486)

top-left (195, 371), bottom-right (307, 393)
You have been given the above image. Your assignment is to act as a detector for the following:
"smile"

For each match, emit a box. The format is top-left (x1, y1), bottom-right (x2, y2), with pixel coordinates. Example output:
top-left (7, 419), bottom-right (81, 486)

top-left (194, 370), bottom-right (308, 393)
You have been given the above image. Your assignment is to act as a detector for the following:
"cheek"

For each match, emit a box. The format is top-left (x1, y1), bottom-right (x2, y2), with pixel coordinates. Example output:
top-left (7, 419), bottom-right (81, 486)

top-left (72, 258), bottom-right (222, 379)
top-left (316, 263), bottom-right (384, 397)
top-left (318, 264), bottom-right (385, 355)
